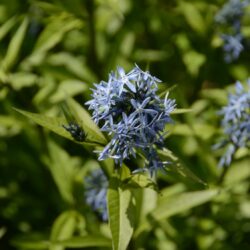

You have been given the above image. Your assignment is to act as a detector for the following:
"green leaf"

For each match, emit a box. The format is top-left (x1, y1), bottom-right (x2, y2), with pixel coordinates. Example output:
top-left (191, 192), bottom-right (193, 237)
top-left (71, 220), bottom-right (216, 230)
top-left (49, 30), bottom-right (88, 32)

top-left (50, 211), bottom-right (78, 250)
top-left (158, 149), bottom-right (206, 185)
top-left (66, 98), bottom-right (107, 145)
top-left (24, 16), bottom-right (82, 66)
top-left (14, 108), bottom-right (74, 140)
top-left (183, 50), bottom-right (206, 76)
top-left (49, 79), bottom-right (87, 104)
top-left (124, 173), bottom-right (158, 191)
top-left (171, 109), bottom-right (192, 114)
top-left (14, 108), bottom-right (102, 146)
top-left (178, 2), bottom-right (205, 34)
top-left (151, 189), bottom-right (218, 220)
top-left (54, 235), bottom-right (111, 248)
top-left (224, 158), bottom-right (250, 185)
top-left (133, 49), bottom-right (167, 62)
top-left (0, 16), bottom-right (17, 41)
top-left (201, 88), bottom-right (227, 105)
top-left (11, 240), bottom-right (50, 249)
top-left (108, 176), bottom-right (135, 250)
top-left (132, 187), bottom-right (157, 230)
top-left (47, 52), bottom-right (97, 83)
top-left (1, 17), bottom-right (28, 71)
top-left (34, 18), bottom-right (81, 52)
top-left (172, 123), bottom-right (216, 140)
top-left (8, 72), bottom-right (38, 90)
top-left (158, 183), bottom-right (187, 203)
top-left (44, 140), bottom-right (77, 203)
top-left (0, 115), bottom-right (22, 137)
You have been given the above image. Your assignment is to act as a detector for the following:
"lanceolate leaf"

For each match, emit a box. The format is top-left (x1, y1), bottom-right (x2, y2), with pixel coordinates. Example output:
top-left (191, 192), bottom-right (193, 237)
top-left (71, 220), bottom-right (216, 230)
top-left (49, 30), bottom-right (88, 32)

top-left (11, 239), bottom-right (49, 250)
top-left (1, 17), bottom-right (28, 71)
top-left (151, 189), bottom-right (218, 220)
top-left (66, 98), bottom-right (107, 145)
top-left (158, 149), bottom-right (206, 185)
top-left (108, 176), bottom-right (135, 250)
top-left (0, 16), bottom-right (17, 41)
top-left (44, 140), bottom-right (77, 204)
top-left (50, 211), bottom-right (78, 250)
top-left (14, 108), bottom-right (105, 146)
top-left (171, 108), bottom-right (192, 114)
top-left (53, 235), bottom-right (111, 248)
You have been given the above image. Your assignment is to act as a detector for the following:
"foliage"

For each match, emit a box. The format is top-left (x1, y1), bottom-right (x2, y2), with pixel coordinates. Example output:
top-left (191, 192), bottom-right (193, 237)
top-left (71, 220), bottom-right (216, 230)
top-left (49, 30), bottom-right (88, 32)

top-left (0, 0), bottom-right (249, 250)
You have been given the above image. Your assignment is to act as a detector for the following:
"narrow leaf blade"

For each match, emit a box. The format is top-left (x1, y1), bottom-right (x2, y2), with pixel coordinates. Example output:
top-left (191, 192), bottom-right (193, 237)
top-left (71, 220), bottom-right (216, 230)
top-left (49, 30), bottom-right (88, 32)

top-left (2, 17), bottom-right (28, 71)
top-left (54, 235), bottom-right (111, 248)
top-left (14, 108), bottom-right (100, 146)
top-left (151, 189), bottom-right (218, 220)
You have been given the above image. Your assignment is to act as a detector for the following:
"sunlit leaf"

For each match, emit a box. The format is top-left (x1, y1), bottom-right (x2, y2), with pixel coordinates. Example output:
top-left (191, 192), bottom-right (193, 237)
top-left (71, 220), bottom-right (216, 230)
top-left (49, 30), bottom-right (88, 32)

top-left (11, 240), bottom-right (49, 250)
top-left (0, 16), bottom-right (17, 41)
top-left (44, 140), bottom-right (78, 204)
top-left (224, 158), bottom-right (250, 185)
top-left (108, 176), bottom-right (135, 250)
top-left (14, 108), bottom-right (103, 146)
top-left (151, 189), bottom-right (218, 220)
top-left (1, 17), bottom-right (28, 71)
top-left (49, 80), bottom-right (87, 103)
top-left (50, 211), bottom-right (78, 250)
top-left (178, 2), bottom-right (205, 34)
top-left (54, 235), bottom-right (111, 248)
top-left (171, 109), bottom-right (192, 114)
top-left (124, 173), bottom-right (158, 191)
top-left (158, 149), bottom-right (207, 185)
top-left (8, 72), bottom-right (38, 90)
top-left (66, 98), bottom-right (107, 145)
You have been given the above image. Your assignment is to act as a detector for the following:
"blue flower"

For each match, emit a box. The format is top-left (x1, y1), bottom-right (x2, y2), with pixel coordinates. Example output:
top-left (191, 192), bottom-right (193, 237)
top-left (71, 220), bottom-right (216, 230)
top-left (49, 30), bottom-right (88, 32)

top-left (221, 34), bottom-right (244, 62)
top-left (84, 169), bottom-right (108, 221)
top-left (215, 0), bottom-right (249, 62)
top-left (215, 0), bottom-right (249, 26)
top-left (86, 65), bottom-right (176, 174)
top-left (215, 80), bottom-right (250, 167)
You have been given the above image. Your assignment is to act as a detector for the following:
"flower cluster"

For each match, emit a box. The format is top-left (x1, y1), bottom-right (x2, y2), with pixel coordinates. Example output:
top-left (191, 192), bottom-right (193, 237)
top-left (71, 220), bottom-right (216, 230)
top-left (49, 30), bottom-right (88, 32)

top-left (215, 0), bottom-right (249, 62)
top-left (84, 169), bottom-right (108, 221)
top-left (221, 33), bottom-right (244, 63)
top-left (215, 80), bottom-right (250, 167)
top-left (86, 65), bottom-right (176, 175)
top-left (215, 0), bottom-right (248, 25)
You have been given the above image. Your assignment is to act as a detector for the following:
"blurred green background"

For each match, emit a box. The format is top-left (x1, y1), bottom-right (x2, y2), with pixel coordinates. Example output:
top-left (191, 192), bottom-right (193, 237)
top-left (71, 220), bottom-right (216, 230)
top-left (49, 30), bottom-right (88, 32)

top-left (0, 0), bottom-right (249, 249)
